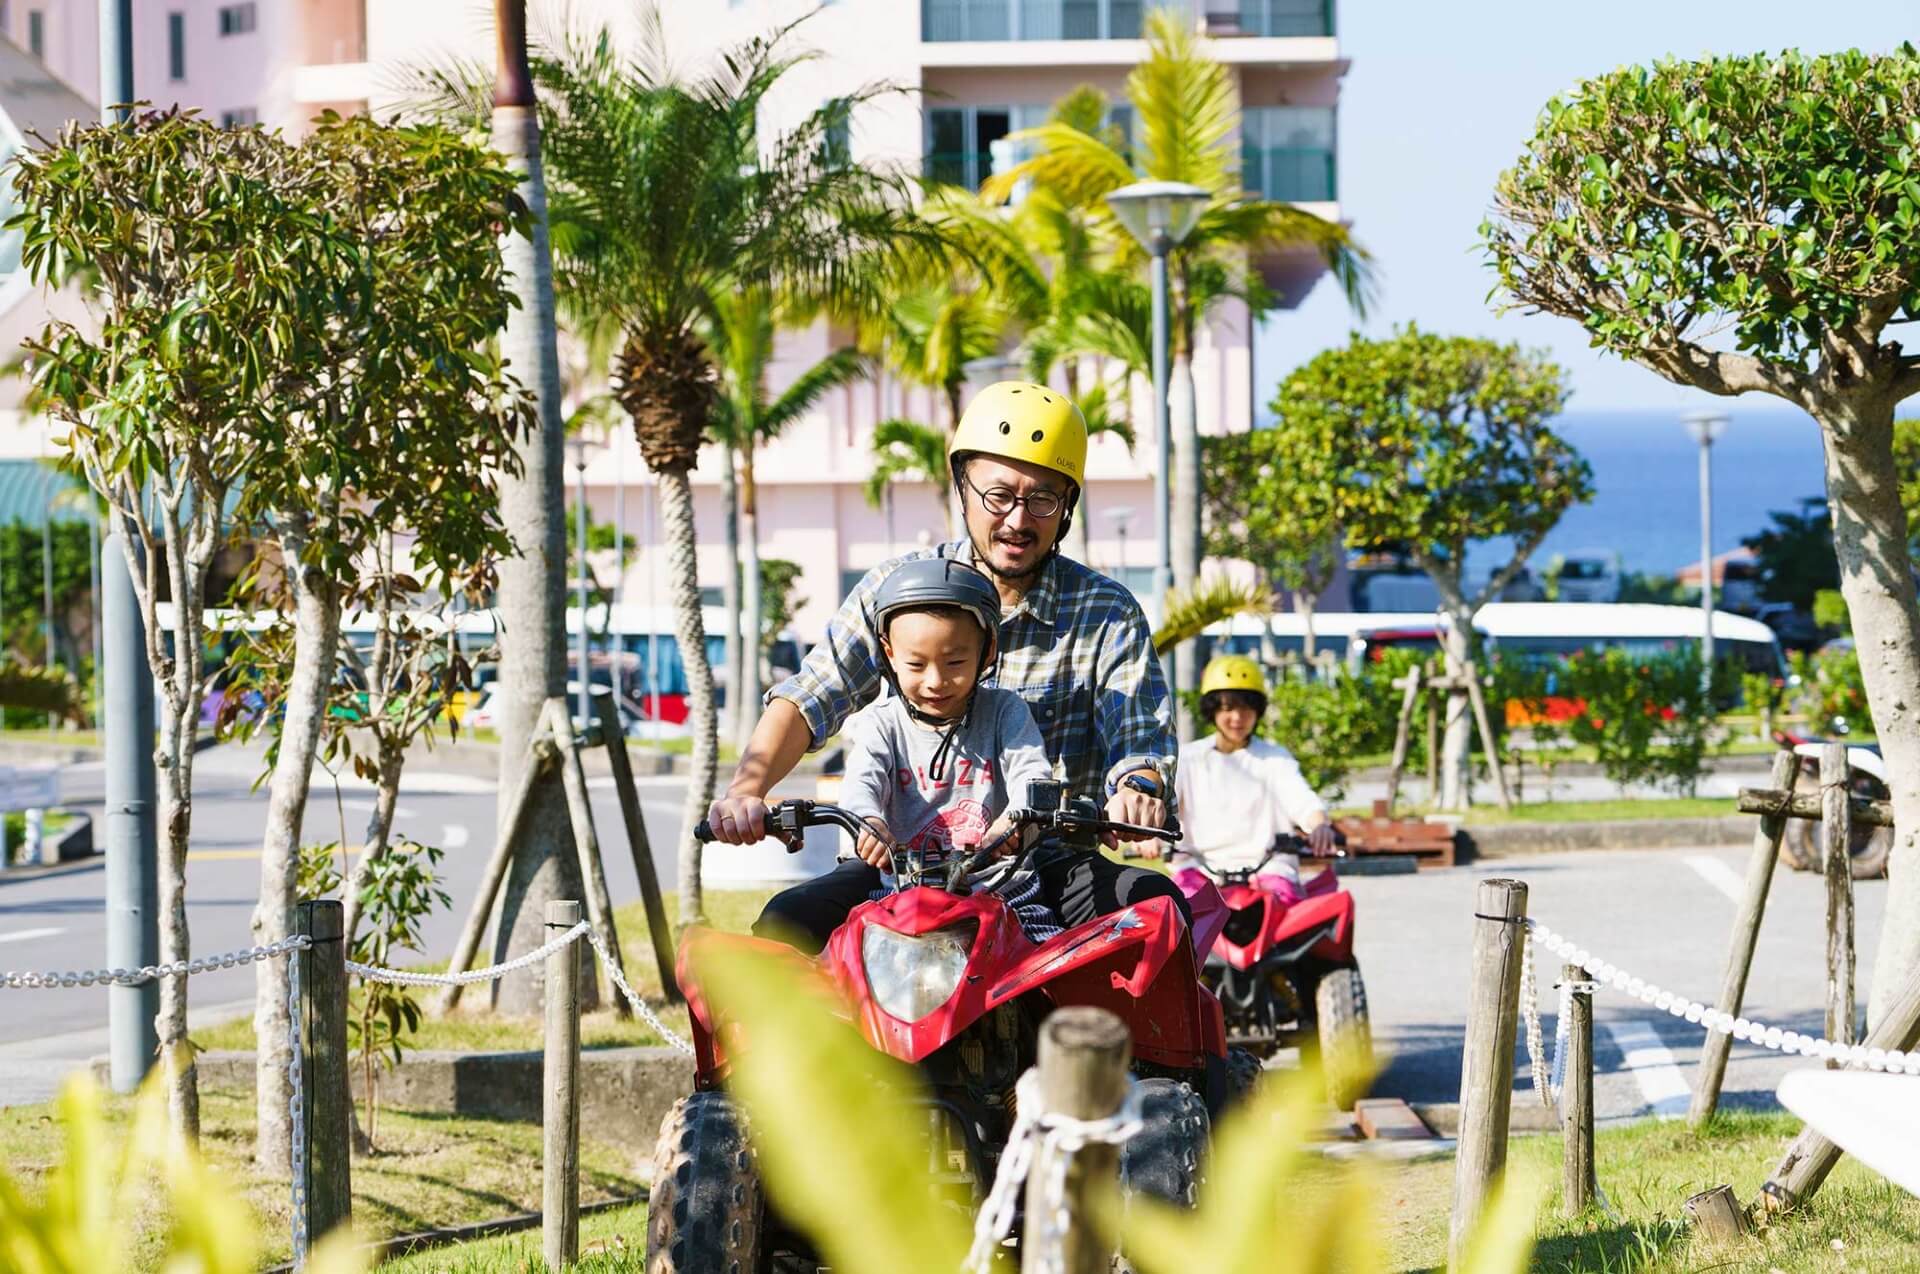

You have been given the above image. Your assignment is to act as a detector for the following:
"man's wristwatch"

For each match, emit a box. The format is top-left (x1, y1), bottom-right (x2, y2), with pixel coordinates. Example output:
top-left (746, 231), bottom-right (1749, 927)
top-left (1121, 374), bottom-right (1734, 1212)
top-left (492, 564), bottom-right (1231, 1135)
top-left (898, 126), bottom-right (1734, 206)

top-left (1113, 773), bottom-right (1162, 799)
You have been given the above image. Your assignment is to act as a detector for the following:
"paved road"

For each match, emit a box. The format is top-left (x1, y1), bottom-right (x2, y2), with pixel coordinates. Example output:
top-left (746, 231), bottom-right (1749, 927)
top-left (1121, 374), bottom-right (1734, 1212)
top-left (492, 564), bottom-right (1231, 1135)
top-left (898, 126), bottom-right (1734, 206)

top-left (1349, 844), bottom-right (1887, 1124)
top-left (0, 749), bottom-right (1894, 1122)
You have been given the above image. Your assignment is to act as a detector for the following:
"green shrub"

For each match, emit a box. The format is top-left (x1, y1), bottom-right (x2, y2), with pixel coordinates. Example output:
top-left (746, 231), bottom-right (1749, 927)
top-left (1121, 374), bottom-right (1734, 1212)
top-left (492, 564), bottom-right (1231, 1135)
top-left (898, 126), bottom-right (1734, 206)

top-left (1538, 648), bottom-right (1732, 793)
top-left (1797, 644), bottom-right (1869, 733)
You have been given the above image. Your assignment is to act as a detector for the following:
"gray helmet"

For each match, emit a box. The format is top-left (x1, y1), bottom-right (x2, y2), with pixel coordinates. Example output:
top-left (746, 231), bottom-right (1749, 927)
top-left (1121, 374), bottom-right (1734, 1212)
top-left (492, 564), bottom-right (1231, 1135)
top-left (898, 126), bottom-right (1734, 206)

top-left (872, 556), bottom-right (999, 645)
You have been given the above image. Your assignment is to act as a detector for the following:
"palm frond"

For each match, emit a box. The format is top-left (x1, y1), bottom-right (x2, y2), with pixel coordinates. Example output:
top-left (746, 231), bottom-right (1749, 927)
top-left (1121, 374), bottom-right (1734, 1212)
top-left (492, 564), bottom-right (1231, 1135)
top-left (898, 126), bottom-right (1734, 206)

top-left (1151, 576), bottom-right (1270, 656)
top-left (978, 121), bottom-right (1135, 210)
top-left (1129, 10), bottom-right (1238, 189)
top-left (864, 417), bottom-right (949, 508)
top-left (763, 346), bottom-right (869, 437)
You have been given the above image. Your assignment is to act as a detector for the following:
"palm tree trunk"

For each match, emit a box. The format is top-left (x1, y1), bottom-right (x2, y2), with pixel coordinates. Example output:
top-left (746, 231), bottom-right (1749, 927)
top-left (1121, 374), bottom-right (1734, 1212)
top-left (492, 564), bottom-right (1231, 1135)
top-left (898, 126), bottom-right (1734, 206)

top-left (1170, 348), bottom-right (1200, 741)
top-left (253, 508), bottom-right (341, 1170)
top-left (719, 445), bottom-right (743, 751)
top-left (945, 383), bottom-right (964, 538)
top-left (739, 445), bottom-right (764, 746)
top-left (489, 95), bottom-right (592, 1013)
top-left (660, 469), bottom-right (715, 924)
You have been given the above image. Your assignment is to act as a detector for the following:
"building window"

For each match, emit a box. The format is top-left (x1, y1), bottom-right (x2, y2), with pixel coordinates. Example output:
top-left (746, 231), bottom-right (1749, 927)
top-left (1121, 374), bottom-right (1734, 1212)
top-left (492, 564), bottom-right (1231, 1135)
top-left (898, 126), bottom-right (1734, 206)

top-left (219, 107), bottom-right (258, 128)
top-left (925, 102), bottom-right (1125, 191)
top-left (1241, 105), bottom-right (1336, 203)
top-left (923, 0), bottom-right (1145, 42)
top-left (25, 8), bottom-right (41, 59)
top-left (1235, 0), bottom-right (1333, 38)
top-left (820, 98), bottom-right (851, 169)
top-left (217, 3), bottom-right (256, 36)
top-left (167, 12), bottom-right (185, 79)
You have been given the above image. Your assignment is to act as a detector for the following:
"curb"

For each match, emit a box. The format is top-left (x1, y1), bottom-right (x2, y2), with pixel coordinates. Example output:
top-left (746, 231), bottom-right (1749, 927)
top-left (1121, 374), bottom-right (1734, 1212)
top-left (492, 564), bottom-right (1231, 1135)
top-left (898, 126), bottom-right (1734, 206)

top-left (1461, 815), bottom-right (1751, 858)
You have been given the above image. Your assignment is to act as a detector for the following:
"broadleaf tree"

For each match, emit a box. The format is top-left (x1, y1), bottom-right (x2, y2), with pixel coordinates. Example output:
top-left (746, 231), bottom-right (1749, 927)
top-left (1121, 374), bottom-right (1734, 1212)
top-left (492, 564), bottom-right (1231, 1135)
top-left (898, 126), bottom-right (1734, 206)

top-left (1202, 427), bottom-right (1341, 659)
top-left (1482, 47), bottom-right (1920, 1021)
top-left (11, 110), bottom-right (299, 1139)
top-left (1266, 327), bottom-right (1590, 808)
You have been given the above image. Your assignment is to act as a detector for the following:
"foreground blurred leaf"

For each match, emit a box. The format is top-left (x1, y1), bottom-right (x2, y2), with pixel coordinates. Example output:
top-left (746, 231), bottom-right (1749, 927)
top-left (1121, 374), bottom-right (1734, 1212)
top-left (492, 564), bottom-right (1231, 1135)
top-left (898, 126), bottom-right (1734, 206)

top-left (690, 938), bottom-right (973, 1273)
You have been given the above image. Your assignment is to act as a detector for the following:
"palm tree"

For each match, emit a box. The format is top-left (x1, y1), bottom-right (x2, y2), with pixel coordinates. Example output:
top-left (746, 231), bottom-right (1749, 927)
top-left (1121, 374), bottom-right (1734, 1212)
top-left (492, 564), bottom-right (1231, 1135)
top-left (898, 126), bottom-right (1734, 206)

top-left (865, 419), bottom-right (953, 538)
top-left (982, 8), bottom-right (1372, 705)
top-left (426, 14), bottom-right (938, 921)
top-left (706, 286), bottom-right (868, 747)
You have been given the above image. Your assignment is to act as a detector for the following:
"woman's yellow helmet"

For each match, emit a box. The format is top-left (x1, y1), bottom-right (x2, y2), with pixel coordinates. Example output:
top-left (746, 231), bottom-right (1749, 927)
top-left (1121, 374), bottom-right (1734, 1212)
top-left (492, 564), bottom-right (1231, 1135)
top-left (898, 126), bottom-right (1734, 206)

top-left (1200, 654), bottom-right (1266, 698)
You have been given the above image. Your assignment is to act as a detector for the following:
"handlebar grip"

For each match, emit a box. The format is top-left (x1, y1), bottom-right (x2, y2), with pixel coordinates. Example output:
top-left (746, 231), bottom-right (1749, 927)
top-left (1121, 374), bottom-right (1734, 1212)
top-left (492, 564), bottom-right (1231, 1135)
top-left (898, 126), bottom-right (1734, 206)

top-left (694, 819), bottom-right (715, 843)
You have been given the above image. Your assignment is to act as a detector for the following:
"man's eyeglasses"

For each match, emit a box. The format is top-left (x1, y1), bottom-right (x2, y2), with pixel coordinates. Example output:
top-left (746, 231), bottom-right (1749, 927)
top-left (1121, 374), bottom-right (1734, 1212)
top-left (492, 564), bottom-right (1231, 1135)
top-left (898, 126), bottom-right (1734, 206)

top-left (964, 475), bottom-right (1066, 520)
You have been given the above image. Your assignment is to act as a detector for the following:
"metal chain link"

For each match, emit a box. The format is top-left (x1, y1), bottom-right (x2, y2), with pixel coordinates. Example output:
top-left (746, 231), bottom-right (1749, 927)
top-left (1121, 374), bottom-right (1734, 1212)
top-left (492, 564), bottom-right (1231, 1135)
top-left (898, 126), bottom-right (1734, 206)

top-left (583, 928), bottom-right (695, 1057)
top-left (964, 1068), bottom-right (1144, 1274)
top-left (0, 935), bottom-right (313, 990)
top-left (287, 937), bottom-right (308, 1270)
top-left (1528, 919), bottom-right (1920, 1077)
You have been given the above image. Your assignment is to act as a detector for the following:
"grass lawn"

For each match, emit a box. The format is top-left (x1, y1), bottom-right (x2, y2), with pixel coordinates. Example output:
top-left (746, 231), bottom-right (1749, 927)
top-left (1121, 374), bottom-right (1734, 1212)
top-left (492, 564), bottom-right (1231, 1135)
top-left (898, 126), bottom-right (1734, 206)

top-left (1375, 1112), bottom-right (1920, 1273)
top-left (0, 1088), bottom-right (647, 1272)
top-left (376, 1199), bottom-right (650, 1272)
top-left (197, 889), bottom-right (775, 1055)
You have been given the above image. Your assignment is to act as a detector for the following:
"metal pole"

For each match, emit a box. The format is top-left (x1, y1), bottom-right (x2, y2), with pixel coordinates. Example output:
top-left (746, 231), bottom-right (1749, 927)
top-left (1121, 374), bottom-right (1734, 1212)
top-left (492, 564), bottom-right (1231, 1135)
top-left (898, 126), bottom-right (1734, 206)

top-left (88, 507), bottom-right (100, 725)
top-left (1149, 234), bottom-right (1173, 689)
top-left (1700, 433), bottom-right (1715, 685)
top-left (575, 455), bottom-right (589, 728)
top-left (98, 0), bottom-right (133, 123)
top-left (103, 527), bottom-right (157, 1091)
top-left (41, 471), bottom-right (54, 733)
top-left (612, 436), bottom-right (625, 704)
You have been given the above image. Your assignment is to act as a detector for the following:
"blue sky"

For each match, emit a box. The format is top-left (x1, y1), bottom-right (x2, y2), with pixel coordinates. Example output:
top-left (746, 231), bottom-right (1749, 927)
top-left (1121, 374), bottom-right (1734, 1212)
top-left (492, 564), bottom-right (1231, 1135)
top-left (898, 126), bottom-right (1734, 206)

top-left (1255, 0), bottom-right (1917, 415)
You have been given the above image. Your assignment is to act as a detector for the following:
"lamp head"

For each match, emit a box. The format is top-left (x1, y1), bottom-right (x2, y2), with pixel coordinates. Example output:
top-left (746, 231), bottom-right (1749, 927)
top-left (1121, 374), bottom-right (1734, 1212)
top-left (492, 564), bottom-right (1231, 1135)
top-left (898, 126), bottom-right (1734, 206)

top-left (1104, 180), bottom-right (1209, 251)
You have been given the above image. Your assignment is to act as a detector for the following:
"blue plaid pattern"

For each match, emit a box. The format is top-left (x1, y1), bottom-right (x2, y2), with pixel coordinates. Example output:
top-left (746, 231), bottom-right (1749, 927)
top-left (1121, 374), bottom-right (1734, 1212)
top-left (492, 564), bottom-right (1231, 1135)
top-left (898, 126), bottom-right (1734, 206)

top-left (771, 540), bottom-right (1176, 803)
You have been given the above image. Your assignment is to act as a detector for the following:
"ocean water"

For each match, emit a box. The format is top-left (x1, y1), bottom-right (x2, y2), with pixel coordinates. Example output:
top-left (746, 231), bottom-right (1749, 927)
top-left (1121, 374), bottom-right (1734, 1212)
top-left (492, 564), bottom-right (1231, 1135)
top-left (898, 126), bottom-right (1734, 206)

top-left (1464, 408), bottom-right (1831, 581)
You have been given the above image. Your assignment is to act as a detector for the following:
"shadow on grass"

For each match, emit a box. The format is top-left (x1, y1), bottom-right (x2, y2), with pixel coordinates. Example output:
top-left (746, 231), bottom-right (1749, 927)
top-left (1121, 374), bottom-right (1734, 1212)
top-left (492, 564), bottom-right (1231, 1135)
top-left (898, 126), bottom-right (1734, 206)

top-left (1528, 1216), bottom-right (1687, 1273)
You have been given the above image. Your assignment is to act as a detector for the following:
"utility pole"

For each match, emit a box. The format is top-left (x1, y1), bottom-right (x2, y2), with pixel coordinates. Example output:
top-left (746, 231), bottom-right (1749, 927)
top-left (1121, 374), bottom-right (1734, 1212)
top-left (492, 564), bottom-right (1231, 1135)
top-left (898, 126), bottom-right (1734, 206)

top-left (98, 0), bottom-right (158, 1093)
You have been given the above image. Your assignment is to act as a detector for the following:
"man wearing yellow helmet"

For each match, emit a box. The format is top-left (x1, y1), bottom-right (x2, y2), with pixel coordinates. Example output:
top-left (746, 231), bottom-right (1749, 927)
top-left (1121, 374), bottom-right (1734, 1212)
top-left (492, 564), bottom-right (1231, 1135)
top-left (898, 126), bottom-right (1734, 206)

top-left (706, 381), bottom-right (1184, 952)
top-left (1173, 655), bottom-right (1338, 904)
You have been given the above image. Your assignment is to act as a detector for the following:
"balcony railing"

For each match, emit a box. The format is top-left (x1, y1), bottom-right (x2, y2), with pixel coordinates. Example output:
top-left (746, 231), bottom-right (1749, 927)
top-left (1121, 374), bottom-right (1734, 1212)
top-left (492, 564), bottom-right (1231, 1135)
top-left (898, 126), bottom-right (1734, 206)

top-left (1242, 145), bottom-right (1336, 203)
top-left (1221, 0), bottom-right (1333, 37)
top-left (922, 0), bottom-right (1152, 41)
top-left (924, 150), bottom-right (991, 189)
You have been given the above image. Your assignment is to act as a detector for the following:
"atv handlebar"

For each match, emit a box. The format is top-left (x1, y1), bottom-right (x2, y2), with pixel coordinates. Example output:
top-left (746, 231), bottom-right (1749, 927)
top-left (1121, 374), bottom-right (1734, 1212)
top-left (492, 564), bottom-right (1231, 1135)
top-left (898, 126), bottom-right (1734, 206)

top-left (693, 800), bottom-right (872, 854)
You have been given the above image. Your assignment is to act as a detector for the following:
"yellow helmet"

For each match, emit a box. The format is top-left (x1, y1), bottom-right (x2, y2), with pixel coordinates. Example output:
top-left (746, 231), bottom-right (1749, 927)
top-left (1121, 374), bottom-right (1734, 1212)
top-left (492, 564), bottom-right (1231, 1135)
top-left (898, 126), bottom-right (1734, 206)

top-left (1200, 654), bottom-right (1266, 698)
top-left (949, 381), bottom-right (1088, 489)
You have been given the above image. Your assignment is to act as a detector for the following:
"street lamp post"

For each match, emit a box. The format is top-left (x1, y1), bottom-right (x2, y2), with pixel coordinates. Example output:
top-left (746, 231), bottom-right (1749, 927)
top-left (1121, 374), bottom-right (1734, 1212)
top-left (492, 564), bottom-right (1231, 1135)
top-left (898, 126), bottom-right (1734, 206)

top-left (1104, 181), bottom-right (1208, 687)
top-left (568, 440), bottom-right (592, 727)
top-left (1104, 506), bottom-right (1135, 585)
top-left (1683, 409), bottom-right (1730, 688)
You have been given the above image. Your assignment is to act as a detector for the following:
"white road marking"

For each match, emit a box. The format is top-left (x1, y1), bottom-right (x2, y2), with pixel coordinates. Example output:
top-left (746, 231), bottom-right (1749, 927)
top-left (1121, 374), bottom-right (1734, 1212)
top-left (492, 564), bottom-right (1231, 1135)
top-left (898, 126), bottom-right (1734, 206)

top-left (1685, 854), bottom-right (1745, 904)
top-left (441, 823), bottom-right (470, 849)
top-left (0, 927), bottom-right (65, 945)
top-left (1603, 1018), bottom-right (1691, 1119)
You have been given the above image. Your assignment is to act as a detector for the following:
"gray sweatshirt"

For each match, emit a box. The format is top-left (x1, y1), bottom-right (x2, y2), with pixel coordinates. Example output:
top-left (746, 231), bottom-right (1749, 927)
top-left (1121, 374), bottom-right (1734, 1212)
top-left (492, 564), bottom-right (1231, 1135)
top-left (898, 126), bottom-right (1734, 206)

top-left (839, 688), bottom-right (1054, 854)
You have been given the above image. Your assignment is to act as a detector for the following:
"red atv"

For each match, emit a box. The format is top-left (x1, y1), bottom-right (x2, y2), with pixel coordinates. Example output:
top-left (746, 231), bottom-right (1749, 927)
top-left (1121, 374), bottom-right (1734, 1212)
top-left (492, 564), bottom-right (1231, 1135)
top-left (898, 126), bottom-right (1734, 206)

top-left (1186, 833), bottom-right (1373, 1109)
top-left (649, 780), bottom-right (1232, 1272)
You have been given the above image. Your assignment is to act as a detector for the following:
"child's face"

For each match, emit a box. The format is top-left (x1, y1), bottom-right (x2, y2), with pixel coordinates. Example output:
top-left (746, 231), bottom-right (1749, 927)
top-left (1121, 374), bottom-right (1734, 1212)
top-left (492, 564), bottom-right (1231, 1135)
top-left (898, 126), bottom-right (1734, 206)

top-left (883, 611), bottom-right (986, 720)
top-left (1212, 693), bottom-right (1261, 747)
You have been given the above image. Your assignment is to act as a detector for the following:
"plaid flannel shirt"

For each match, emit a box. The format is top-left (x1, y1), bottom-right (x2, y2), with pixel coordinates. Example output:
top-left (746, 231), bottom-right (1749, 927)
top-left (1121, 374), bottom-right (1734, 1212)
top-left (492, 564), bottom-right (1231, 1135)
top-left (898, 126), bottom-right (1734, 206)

top-left (770, 540), bottom-right (1175, 805)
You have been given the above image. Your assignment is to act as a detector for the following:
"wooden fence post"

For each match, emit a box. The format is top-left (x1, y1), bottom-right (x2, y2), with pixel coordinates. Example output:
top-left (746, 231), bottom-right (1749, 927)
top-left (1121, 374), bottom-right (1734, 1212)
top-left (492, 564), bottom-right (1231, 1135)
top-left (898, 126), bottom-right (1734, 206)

top-left (1821, 743), bottom-right (1857, 1063)
top-left (297, 898), bottom-right (352, 1244)
top-left (1561, 963), bottom-right (1594, 1215)
top-left (1425, 681), bottom-right (1440, 800)
top-left (593, 688), bottom-right (679, 1000)
top-left (1690, 748), bottom-right (1799, 1126)
top-left (1462, 662), bottom-right (1513, 811)
top-left (1023, 1007), bottom-right (1131, 1274)
top-left (544, 698), bottom-right (630, 1019)
top-left (544, 899), bottom-right (582, 1270)
top-left (1684, 1184), bottom-right (1750, 1241)
top-left (1450, 878), bottom-right (1529, 1262)
top-left (439, 738), bottom-right (559, 1012)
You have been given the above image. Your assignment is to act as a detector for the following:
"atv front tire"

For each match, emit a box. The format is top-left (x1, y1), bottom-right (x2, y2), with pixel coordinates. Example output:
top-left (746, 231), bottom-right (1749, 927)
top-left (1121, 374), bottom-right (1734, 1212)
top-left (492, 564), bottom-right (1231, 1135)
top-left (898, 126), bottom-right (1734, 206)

top-left (1316, 965), bottom-right (1374, 1111)
top-left (1225, 1047), bottom-right (1265, 1106)
top-left (647, 1091), bottom-right (767, 1274)
top-left (1113, 1079), bottom-right (1209, 1273)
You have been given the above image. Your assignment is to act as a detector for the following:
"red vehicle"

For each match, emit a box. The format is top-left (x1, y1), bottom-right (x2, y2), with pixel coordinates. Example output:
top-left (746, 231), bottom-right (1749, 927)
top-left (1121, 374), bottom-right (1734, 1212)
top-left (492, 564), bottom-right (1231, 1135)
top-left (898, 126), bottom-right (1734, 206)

top-left (649, 782), bottom-right (1235, 1272)
top-left (1189, 833), bottom-right (1373, 1109)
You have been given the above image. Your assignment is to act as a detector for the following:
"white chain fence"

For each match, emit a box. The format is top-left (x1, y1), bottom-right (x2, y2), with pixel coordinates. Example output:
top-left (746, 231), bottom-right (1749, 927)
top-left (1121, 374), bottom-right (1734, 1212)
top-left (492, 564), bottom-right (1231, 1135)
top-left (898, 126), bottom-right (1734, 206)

top-left (4, 918), bottom-right (694, 1270)
top-left (964, 1068), bottom-right (1144, 1274)
top-left (1519, 918), bottom-right (1920, 1090)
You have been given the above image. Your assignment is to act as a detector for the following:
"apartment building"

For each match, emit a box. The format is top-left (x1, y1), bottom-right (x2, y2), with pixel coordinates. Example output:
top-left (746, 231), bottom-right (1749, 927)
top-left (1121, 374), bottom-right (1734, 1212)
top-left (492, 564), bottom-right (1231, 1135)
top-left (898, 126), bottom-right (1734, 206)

top-left (0, 0), bottom-right (1348, 638)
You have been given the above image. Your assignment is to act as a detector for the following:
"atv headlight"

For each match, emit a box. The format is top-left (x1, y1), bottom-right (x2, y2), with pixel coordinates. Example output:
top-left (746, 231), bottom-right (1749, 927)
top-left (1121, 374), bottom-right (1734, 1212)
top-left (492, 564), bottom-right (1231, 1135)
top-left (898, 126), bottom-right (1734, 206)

top-left (861, 923), bottom-right (974, 1022)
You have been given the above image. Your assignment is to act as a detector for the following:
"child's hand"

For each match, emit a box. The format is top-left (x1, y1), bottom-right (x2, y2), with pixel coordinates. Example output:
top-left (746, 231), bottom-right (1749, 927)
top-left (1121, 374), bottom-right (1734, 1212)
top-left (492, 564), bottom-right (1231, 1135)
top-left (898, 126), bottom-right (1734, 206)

top-left (856, 818), bottom-right (896, 868)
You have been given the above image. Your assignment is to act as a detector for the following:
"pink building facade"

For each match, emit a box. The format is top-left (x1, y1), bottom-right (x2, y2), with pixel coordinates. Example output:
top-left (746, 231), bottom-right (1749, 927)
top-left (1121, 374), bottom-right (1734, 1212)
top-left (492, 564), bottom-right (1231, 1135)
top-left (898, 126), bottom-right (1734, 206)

top-left (0, 0), bottom-right (1350, 639)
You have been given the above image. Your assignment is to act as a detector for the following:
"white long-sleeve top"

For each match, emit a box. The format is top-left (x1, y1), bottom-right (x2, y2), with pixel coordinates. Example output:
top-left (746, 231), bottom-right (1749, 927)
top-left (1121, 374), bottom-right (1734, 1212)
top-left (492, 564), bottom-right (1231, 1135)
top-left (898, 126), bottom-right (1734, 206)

top-left (1174, 735), bottom-right (1327, 877)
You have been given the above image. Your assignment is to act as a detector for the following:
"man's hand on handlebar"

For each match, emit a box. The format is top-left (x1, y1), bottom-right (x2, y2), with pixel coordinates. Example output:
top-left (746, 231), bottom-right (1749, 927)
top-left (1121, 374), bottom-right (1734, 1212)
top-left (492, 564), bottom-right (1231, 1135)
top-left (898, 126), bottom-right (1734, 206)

top-left (855, 817), bottom-right (895, 868)
top-left (704, 793), bottom-right (770, 844)
top-left (1104, 786), bottom-right (1167, 855)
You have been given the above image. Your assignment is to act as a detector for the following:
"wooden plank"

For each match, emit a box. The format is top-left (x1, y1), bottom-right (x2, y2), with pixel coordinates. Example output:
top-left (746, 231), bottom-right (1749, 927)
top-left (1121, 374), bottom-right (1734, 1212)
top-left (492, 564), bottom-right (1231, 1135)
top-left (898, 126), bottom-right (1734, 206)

top-left (593, 688), bottom-right (678, 1002)
top-left (1562, 962), bottom-right (1595, 1214)
top-left (1736, 787), bottom-right (1892, 828)
top-left (543, 899), bottom-right (582, 1270)
top-left (298, 899), bottom-right (352, 1244)
top-left (1024, 1008), bottom-right (1130, 1273)
top-left (545, 698), bottom-right (628, 1019)
top-left (1821, 744), bottom-right (1857, 1065)
top-left (1354, 1097), bottom-right (1433, 1141)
